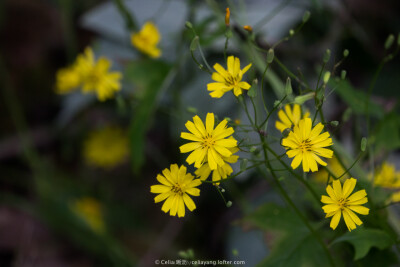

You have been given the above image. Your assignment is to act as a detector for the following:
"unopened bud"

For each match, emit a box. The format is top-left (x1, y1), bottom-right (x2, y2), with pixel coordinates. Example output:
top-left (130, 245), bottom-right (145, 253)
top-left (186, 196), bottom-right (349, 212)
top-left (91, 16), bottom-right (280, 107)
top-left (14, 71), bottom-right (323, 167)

top-left (190, 36), bottom-right (199, 51)
top-left (302, 11), bottom-right (311, 23)
top-left (185, 21), bottom-right (193, 29)
top-left (220, 188), bottom-right (225, 193)
top-left (361, 137), bottom-right (367, 152)
top-left (226, 201), bottom-right (232, 208)
top-left (223, 117), bottom-right (231, 122)
top-left (225, 7), bottom-right (230, 26)
top-left (285, 77), bottom-right (293, 95)
top-left (187, 107), bottom-right (198, 113)
top-left (243, 25), bottom-right (253, 32)
top-left (323, 71), bottom-right (331, 84)
top-left (343, 49), bottom-right (349, 57)
top-left (240, 159), bottom-right (248, 171)
top-left (341, 70), bottom-right (347, 80)
top-left (330, 121), bottom-right (339, 127)
top-left (323, 49), bottom-right (331, 63)
top-left (294, 92), bottom-right (314, 105)
top-left (267, 49), bottom-right (274, 64)
top-left (384, 34), bottom-right (395, 50)
top-left (247, 80), bottom-right (258, 98)
top-left (250, 146), bottom-right (257, 153)
top-left (289, 29), bottom-right (295, 36)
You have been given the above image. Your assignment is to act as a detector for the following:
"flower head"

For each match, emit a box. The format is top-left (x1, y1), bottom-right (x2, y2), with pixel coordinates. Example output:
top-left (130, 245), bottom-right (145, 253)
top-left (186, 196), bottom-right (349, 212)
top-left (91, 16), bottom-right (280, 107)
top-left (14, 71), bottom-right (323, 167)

top-left (282, 118), bottom-right (333, 172)
top-left (207, 56), bottom-right (252, 98)
top-left (275, 104), bottom-right (310, 132)
top-left (71, 197), bottom-right (104, 232)
top-left (195, 145), bottom-right (239, 185)
top-left (131, 22), bottom-right (161, 58)
top-left (150, 164), bottom-right (201, 217)
top-left (83, 126), bottom-right (129, 169)
top-left (373, 162), bottom-right (400, 188)
top-left (321, 178), bottom-right (369, 231)
top-left (180, 113), bottom-right (237, 170)
top-left (75, 47), bottom-right (122, 101)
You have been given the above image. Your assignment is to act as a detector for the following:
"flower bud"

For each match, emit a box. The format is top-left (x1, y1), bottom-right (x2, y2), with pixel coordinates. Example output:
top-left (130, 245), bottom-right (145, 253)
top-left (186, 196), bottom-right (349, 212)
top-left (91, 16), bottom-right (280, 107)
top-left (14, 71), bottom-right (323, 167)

top-left (384, 34), bottom-right (395, 50)
top-left (343, 49), bottom-right (349, 57)
top-left (361, 137), bottom-right (367, 152)
top-left (226, 201), bottom-right (233, 208)
top-left (302, 11), bottom-right (311, 23)
top-left (243, 25), bottom-right (253, 32)
top-left (267, 48), bottom-right (274, 64)
top-left (323, 49), bottom-right (331, 63)
top-left (225, 7), bottom-right (230, 26)
top-left (285, 77), bottom-right (293, 95)
top-left (341, 70), bottom-right (347, 80)
top-left (185, 21), bottom-right (193, 29)
top-left (190, 36), bottom-right (199, 51)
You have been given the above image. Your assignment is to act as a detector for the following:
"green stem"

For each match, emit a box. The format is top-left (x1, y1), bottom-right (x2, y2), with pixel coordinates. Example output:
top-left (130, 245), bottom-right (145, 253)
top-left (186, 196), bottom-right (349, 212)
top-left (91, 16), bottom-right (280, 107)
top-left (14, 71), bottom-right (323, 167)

top-left (260, 135), bottom-right (335, 267)
top-left (113, 0), bottom-right (138, 31)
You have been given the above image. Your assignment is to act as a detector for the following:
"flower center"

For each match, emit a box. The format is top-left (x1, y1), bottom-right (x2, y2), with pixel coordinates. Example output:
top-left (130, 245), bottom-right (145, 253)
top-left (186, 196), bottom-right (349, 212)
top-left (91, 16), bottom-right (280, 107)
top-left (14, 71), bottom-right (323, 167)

top-left (202, 134), bottom-right (215, 149)
top-left (224, 74), bottom-right (239, 87)
top-left (299, 139), bottom-right (312, 152)
top-left (171, 183), bottom-right (184, 196)
top-left (87, 70), bottom-right (101, 84)
top-left (337, 198), bottom-right (348, 209)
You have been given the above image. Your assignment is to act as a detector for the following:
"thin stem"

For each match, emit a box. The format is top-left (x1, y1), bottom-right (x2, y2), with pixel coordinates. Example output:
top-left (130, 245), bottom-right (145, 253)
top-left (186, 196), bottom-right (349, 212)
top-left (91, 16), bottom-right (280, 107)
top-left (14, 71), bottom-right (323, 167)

top-left (337, 152), bottom-right (363, 180)
top-left (260, 95), bottom-right (287, 129)
top-left (201, 162), bottom-right (264, 184)
top-left (260, 62), bottom-right (271, 115)
top-left (260, 135), bottom-right (335, 267)
top-left (113, 0), bottom-right (138, 31)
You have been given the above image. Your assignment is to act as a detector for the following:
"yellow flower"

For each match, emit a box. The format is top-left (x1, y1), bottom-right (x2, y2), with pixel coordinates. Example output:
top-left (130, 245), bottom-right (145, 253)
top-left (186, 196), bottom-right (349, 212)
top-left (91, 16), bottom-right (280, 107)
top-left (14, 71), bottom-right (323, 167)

top-left (75, 47), bottom-right (122, 101)
top-left (83, 127), bottom-right (129, 169)
top-left (321, 178), bottom-right (369, 231)
top-left (180, 113), bottom-right (237, 170)
top-left (131, 22), bottom-right (161, 58)
top-left (195, 145), bottom-right (239, 185)
top-left (71, 197), bottom-right (104, 232)
top-left (390, 191), bottom-right (400, 203)
top-left (373, 162), bottom-right (400, 188)
top-left (207, 56), bottom-right (252, 98)
top-left (313, 157), bottom-right (350, 183)
top-left (150, 164), bottom-right (201, 217)
top-left (282, 118), bottom-right (333, 172)
top-left (275, 104), bottom-right (310, 133)
top-left (55, 64), bottom-right (81, 94)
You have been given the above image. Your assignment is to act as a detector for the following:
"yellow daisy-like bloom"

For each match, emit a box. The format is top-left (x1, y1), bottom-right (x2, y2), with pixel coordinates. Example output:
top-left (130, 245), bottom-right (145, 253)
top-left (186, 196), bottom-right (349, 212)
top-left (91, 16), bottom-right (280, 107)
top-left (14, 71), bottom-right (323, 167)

top-left (180, 113), bottom-right (238, 170)
top-left (282, 118), bottom-right (333, 172)
top-left (150, 164), bottom-right (201, 217)
top-left (83, 127), bottom-right (129, 169)
top-left (71, 197), bottom-right (104, 232)
top-left (207, 56), bottom-right (252, 98)
top-left (321, 178), bottom-right (369, 231)
top-left (131, 22), bottom-right (161, 58)
top-left (275, 104), bottom-right (310, 133)
top-left (75, 47), bottom-right (122, 101)
top-left (373, 162), bottom-right (400, 188)
top-left (55, 64), bottom-right (81, 94)
top-left (195, 145), bottom-right (239, 185)
top-left (313, 157), bottom-right (350, 183)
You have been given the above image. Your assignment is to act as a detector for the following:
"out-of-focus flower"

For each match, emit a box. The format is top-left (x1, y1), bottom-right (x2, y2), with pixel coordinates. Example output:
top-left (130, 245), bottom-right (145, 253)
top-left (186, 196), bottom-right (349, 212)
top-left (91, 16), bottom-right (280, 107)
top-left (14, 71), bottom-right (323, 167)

top-left (55, 64), bottom-right (81, 94)
top-left (56, 47), bottom-right (122, 101)
top-left (321, 178), bottom-right (369, 231)
top-left (71, 197), bottom-right (104, 232)
top-left (150, 164), bottom-right (201, 217)
top-left (131, 22), bottom-right (161, 58)
top-left (207, 56), bottom-right (252, 98)
top-left (83, 127), bottom-right (129, 169)
top-left (313, 157), bottom-right (349, 183)
top-left (275, 104), bottom-right (309, 133)
top-left (75, 47), bottom-right (122, 101)
top-left (195, 145), bottom-right (239, 185)
top-left (282, 118), bottom-right (333, 172)
top-left (373, 162), bottom-right (400, 188)
top-left (180, 113), bottom-right (237, 170)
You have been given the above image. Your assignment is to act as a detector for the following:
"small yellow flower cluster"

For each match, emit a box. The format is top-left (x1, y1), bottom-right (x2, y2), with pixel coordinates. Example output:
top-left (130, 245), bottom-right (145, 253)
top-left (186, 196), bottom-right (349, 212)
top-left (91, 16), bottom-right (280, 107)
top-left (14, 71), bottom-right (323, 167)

top-left (83, 126), bottom-right (129, 169)
top-left (131, 22), bottom-right (161, 58)
top-left (373, 162), bottom-right (400, 203)
top-left (56, 47), bottom-right (122, 101)
top-left (151, 113), bottom-right (239, 217)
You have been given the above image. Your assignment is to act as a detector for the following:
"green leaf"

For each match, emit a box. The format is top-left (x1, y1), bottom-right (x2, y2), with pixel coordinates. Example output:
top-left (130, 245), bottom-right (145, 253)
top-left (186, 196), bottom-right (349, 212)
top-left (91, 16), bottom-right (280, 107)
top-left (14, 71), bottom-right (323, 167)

top-left (332, 228), bottom-right (394, 260)
top-left (242, 203), bottom-right (330, 267)
top-left (373, 112), bottom-right (400, 151)
top-left (329, 79), bottom-right (384, 118)
top-left (125, 59), bottom-right (171, 173)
